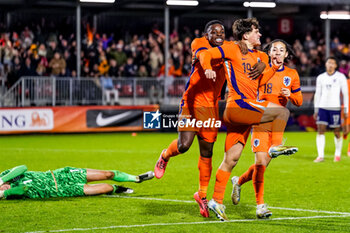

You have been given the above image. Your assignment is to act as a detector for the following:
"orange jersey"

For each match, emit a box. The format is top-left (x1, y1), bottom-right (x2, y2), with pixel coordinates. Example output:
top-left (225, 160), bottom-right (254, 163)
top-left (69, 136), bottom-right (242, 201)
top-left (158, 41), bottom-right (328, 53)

top-left (199, 42), bottom-right (278, 102)
top-left (258, 65), bottom-right (303, 107)
top-left (181, 37), bottom-right (227, 107)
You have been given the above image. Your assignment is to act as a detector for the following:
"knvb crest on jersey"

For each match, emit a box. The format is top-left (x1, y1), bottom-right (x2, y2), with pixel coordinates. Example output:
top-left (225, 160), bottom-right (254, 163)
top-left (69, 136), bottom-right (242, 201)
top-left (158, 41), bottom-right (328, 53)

top-left (143, 110), bottom-right (161, 129)
top-left (283, 76), bottom-right (291, 87)
top-left (253, 139), bottom-right (260, 147)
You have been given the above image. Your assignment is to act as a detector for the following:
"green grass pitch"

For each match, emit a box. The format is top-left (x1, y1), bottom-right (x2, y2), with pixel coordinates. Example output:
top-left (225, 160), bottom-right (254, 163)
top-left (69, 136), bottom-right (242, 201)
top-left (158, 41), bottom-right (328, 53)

top-left (0, 132), bottom-right (350, 232)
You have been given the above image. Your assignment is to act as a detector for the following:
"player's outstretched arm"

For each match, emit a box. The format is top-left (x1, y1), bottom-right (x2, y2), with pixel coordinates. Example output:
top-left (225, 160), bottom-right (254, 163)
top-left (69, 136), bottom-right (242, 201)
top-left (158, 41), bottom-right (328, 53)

top-left (0, 165), bottom-right (27, 186)
top-left (0, 185), bottom-right (27, 199)
top-left (199, 43), bottom-right (235, 81)
top-left (199, 43), bottom-right (234, 69)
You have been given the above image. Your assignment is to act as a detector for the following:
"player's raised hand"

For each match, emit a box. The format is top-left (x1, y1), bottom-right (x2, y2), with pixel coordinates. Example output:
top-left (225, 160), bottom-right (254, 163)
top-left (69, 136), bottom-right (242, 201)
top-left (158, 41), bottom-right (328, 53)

top-left (280, 88), bottom-right (290, 97)
top-left (249, 62), bottom-right (266, 80)
top-left (205, 69), bottom-right (216, 82)
top-left (274, 56), bottom-right (284, 67)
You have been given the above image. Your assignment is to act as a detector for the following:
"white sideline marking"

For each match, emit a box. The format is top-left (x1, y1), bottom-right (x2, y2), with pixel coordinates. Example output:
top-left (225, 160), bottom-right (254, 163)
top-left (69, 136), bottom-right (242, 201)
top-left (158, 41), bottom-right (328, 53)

top-left (106, 195), bottom-right (350, 215)
top-left (268, 206), bottom-right (350, 215)
top-left (105, 195), bottom-right (195, 203)
top-left (0, 147), bottom-right (157, 154)
top-left (25, 215), bottom-right (350, 233)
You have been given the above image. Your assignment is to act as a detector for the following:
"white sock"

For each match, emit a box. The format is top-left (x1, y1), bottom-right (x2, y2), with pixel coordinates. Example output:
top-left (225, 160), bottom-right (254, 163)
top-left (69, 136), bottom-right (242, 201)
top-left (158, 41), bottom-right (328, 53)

top-left (316, 134), bottom-right (325, 158)
top-left (0, 190), bottom-right (4, 198)
top-left (334, 136), bottom-right (343, 157)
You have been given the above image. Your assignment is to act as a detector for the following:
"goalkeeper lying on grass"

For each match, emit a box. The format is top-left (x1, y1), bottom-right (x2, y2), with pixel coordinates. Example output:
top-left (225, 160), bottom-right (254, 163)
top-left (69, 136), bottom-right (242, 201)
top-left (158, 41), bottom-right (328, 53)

top-left (0, 165), bottom-right (154, 199)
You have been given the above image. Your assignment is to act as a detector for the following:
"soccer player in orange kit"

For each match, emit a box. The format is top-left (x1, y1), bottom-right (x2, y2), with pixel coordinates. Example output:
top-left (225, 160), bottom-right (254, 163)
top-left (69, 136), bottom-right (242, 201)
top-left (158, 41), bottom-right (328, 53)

top-left (154, 20), bottom-right (265, 218)
top-left (199, 18), bottom-right (298, 221)
top-left (231, 39), bottom-right (303, 219)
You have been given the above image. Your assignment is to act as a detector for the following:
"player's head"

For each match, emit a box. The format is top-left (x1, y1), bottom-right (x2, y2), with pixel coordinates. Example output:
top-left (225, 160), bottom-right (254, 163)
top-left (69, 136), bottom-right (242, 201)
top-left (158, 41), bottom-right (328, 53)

top-left (232, 18), bottom-right (261, 46)
top-left (325, 57), bottom-right (338, 74)
top-left (204, 20), bottom-right (225, 46)
top-left (264, 39), bottom-right (295, 65)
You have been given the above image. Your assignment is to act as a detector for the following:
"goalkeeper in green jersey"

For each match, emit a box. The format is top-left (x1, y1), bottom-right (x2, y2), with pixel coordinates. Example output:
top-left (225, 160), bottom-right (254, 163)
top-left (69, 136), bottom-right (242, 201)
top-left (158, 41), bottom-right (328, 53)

top-left (0, 165), bottom-right (154, 199)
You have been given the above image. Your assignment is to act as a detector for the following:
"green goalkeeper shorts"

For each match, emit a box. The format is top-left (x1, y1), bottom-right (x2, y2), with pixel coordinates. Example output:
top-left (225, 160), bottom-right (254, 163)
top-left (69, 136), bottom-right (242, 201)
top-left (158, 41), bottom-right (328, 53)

top-left (53, 167), bottom-right (87, 197)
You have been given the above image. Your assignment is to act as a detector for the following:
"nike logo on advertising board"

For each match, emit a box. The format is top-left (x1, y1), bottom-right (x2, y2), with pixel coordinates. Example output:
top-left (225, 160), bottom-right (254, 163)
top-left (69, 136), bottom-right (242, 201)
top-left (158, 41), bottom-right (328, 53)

top-left (96, 111), bottom-right (133, 126)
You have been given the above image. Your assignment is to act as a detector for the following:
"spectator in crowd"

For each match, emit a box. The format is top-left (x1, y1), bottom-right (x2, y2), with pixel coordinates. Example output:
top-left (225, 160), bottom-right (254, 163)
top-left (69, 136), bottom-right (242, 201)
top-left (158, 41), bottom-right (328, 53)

top-left (138, 65), bottom-right (149, 77)
top-left (114, 41), bottom-right (127, 66)
top-left (46, 40), bottom-right (57, 61)
top-left (100, 76), bottom-right (119, 105)
top-left (2, 20), bottom-right (350, 96)
top-left (98, 52), bottom-right (109, 76)
top-left (303, 34), bottom-right (316, 52)
top-left (19, 57), bottom-right (37, 77)
top-left (7, 57), bottom-right (21, 87)
top-left (123, 57), bottom-right (138, 77)
top-left (49, 52), bottom-right (66, 76)
top-left (82, 66), bottom-right (90, 77)
top-left (149, 45), bottom-right (163, 76)
top-left (108, 59), bottom-right (120, 77)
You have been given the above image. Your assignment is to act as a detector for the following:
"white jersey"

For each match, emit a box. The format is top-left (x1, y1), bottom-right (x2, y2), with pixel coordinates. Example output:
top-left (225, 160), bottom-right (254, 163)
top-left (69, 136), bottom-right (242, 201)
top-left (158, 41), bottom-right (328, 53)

top-left (314, 71), bottom-right (349, 113)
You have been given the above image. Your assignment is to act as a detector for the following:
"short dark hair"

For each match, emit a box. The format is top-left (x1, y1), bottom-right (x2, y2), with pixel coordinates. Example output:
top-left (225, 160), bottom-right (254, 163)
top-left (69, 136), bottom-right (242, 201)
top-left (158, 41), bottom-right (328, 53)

top-left (263, 39), bottom-right (296, 62)
top-left (232, 18), bottom-right (260, 41)
top-left (326, 56), bottom-right (338, 66)
top-left (204, 20), bottom-right (224, 33)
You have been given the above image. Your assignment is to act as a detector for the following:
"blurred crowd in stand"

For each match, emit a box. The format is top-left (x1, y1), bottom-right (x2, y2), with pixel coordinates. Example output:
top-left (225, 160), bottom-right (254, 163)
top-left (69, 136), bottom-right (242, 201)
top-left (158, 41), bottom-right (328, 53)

top-left (0, 20), bottom-right (349, 91)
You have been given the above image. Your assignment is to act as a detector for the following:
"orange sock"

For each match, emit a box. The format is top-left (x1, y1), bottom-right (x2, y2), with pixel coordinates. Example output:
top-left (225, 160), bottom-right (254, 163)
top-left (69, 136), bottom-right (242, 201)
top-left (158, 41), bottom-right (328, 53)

top-left (163, 139), bottom-right (180, 161)
top-left (198, 156), bottom-right (212, 199)
top-left (271, 118), bottom-right (287, 146)
top-left (212, 169), bottom-right (231, 204)
top-left (252, 164), bottom-right (266, 205)
top-left (238, 164), bottom-right (255, 186)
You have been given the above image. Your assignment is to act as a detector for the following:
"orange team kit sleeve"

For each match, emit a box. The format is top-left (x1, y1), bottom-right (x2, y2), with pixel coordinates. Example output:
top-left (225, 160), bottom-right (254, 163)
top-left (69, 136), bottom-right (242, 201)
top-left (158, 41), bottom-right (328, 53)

top-left (258, 65), bottom-right (303, 107)
top-left (288, 68), bottom-right (303, 107)
top-left (181, 37), bottom-right (226, 107)
top-left (199, 42), bottom-right (279, 100)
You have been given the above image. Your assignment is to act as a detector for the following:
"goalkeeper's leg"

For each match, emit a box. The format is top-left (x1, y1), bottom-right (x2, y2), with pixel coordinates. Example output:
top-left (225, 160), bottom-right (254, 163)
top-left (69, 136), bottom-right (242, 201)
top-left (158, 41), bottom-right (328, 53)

top-left (86, 169), bottom-right (154, 183)
top-left (83, 184), bottom-right (133, 195)
top-left (86, 169), bottom-right (137, 182)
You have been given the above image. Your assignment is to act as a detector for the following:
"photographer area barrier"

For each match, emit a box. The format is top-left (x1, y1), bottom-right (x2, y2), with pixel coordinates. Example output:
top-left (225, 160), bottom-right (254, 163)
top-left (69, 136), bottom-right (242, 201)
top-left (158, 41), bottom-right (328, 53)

top-left (0, 105), bottom-right (158, 134)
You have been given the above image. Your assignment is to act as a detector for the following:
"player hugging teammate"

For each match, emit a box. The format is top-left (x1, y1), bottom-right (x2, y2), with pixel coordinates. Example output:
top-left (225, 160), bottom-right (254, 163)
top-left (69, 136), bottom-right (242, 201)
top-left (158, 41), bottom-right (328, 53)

top-left (154, 17), bottom-right (301, 221)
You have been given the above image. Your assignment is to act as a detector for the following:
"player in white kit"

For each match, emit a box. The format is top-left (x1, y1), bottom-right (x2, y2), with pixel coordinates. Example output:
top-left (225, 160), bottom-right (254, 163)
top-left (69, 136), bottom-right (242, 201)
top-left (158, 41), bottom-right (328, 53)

top-left (313, 57), bottom-right (349, 162)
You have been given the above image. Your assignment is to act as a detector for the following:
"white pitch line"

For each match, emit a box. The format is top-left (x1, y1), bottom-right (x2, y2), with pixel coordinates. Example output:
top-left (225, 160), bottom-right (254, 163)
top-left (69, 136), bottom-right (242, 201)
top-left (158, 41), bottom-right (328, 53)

top-left (106, 195), bottom-right (350, 215)
top-left (268, 206), bottom-right (350, 215)
top-left (25, 215), bottom-right (350, 233)
top-left (0, 147), bottom-right (157, 154)
top-left (105, 195), bottom-right (195, 203)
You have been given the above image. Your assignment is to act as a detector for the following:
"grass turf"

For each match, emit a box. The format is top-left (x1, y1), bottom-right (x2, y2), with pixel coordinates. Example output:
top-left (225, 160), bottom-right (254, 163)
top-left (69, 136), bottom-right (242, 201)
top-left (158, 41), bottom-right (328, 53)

top-left (0, 132), bottom-right (350, 232)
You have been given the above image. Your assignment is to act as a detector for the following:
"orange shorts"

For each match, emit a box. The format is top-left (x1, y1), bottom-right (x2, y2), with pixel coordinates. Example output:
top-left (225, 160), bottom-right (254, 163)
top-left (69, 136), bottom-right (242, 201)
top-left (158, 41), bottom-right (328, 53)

top-left (251, 122), bottom-right (273, 153)
top-left (178, 102), bottom-right (220, 143)
top-left (225, 124), bottom-right (251, 152)
top-left (224, 99), bottom-right (269, 126)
